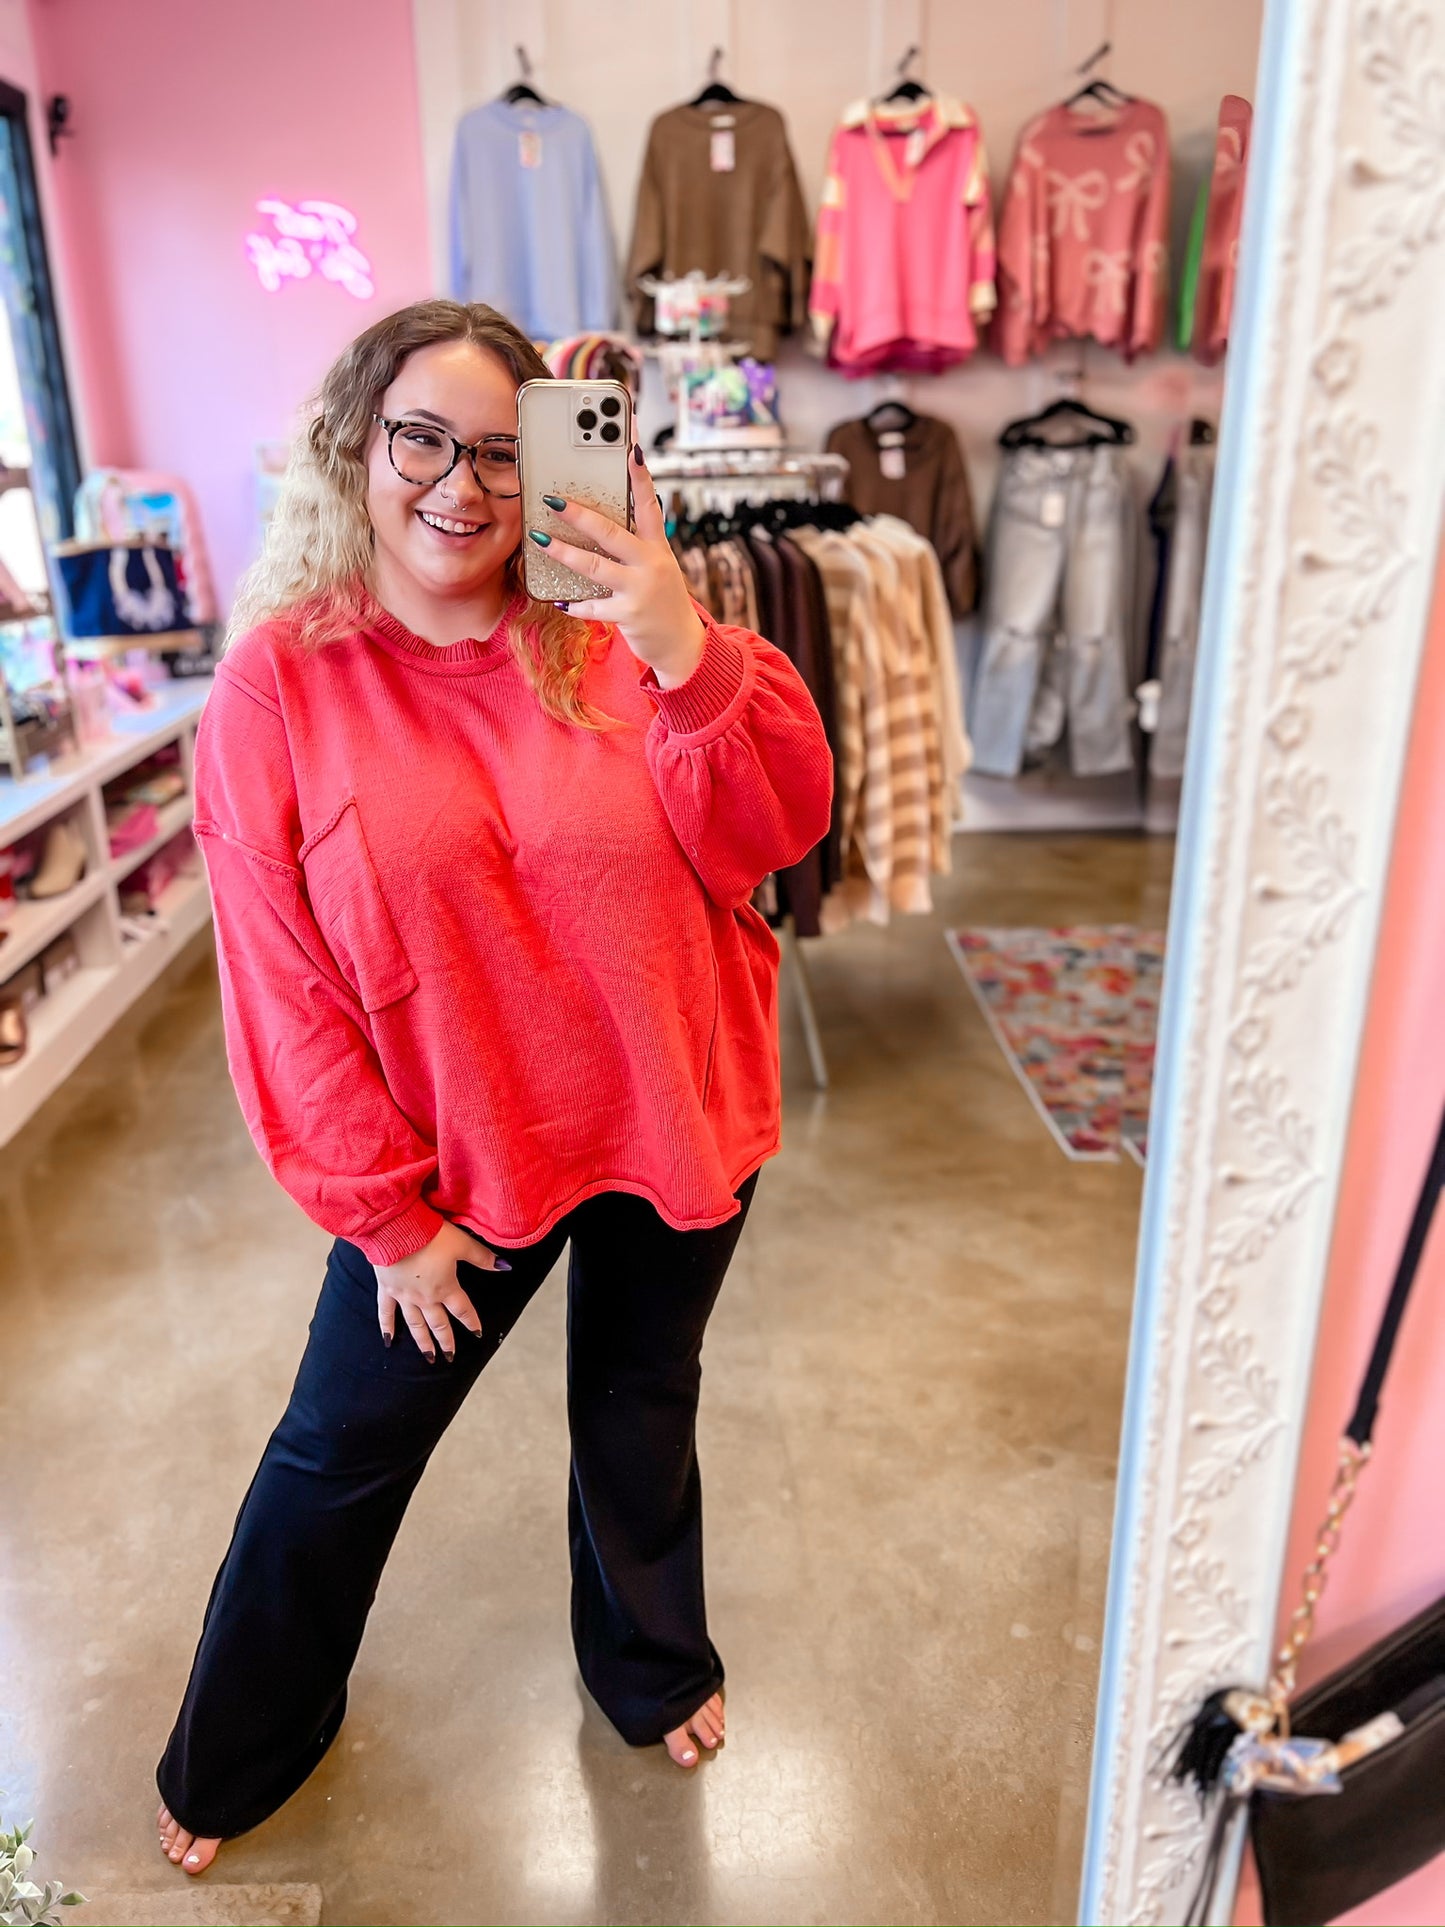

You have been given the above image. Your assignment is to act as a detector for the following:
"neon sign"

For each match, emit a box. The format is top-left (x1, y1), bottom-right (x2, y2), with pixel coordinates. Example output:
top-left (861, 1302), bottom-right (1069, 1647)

top-left (246, 199), bottom-right (374, 299)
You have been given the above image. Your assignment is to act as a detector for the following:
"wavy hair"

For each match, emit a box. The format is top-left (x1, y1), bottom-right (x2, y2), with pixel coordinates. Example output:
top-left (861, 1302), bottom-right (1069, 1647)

top-left (228, 300), bottom-right (606, 727)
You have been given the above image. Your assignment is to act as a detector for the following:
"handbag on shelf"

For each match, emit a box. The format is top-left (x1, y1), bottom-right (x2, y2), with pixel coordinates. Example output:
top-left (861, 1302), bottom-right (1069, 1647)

top-left (1171, 1104), bottom-right (1445, 1925)
top-left (49, 535), bottom-right (199, 653)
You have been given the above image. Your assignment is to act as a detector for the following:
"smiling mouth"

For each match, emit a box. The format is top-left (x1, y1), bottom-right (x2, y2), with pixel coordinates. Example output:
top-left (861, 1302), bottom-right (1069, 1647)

top-left (417, 508), bottom-right (488, 539)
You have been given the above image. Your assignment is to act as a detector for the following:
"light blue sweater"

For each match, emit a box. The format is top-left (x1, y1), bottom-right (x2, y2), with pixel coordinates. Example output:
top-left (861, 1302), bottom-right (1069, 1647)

top-left (448, 99), bottom-right (618, 338)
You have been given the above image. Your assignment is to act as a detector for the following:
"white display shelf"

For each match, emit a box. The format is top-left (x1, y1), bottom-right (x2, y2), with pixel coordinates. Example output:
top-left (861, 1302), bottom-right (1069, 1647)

top-left (109, 793), bottom-right (194, 879)
top-left (116, 869), bottom-right (211, 997)
top-left (0, 870), bottom-right (110, 979)
top-left (0, 678), bottom-right (215, 1148)
top-left (0, 679), bottom-right (211, 843)
top-left (0, 962), bottom-right (121, 1118)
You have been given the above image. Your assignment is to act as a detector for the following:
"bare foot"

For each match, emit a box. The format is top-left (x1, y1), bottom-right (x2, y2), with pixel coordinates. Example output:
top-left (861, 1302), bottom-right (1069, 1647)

top-left (156, 1802), bottom-right (221, 1875)
top-left (663, 1691), bottom-right (725, 1767)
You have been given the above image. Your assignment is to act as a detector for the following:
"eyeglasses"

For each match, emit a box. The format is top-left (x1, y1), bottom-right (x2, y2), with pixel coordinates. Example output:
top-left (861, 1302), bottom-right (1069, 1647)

top-left (373, 415), bottom-right (521, 499)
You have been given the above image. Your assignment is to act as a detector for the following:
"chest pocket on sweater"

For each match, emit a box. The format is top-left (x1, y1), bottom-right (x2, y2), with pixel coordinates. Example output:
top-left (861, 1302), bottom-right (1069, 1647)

top-left (299, 797), bottom-right (417, 1013)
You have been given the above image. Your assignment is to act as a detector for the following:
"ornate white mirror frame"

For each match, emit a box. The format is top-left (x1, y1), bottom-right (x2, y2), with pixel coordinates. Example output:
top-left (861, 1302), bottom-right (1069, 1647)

top-left (1079, 0), bottom-right (1445, 1920)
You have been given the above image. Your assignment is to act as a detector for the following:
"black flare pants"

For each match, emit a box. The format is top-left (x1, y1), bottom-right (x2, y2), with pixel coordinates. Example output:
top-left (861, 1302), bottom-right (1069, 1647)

top-left (156, 1177), bottom-right (756, 1838)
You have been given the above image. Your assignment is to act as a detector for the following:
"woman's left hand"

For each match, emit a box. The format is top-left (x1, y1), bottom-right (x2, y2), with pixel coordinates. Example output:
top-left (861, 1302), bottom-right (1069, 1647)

top-left (528, 443), bottom-right (706, 689)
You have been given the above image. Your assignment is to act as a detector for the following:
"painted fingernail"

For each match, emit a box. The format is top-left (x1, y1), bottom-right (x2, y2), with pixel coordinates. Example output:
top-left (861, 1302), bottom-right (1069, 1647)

top-left (632, 443), bottom-right (644, 464)
top-left (555, 601), bottom-right (570, 611)
top-left (424, 1351), bottom-right (436, 1365)
top-left (441, 1350), bottom-right (454, 1365)
top-left (542, 494), bottom-right (566, 511)
top-left (382, 1331), bottom-right (392, 1349)
top-left (528, 529), bottom-right (551, 547)
top-left (493, 1258), bottom-right (512, 1272)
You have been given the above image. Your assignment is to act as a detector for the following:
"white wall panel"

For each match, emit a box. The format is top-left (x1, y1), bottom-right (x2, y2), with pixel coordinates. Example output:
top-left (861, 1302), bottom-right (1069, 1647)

top-left (412, 0), bottom-right (1264, 511)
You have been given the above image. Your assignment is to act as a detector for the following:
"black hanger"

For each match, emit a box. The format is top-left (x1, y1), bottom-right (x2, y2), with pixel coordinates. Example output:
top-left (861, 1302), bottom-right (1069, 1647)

top-left (762, 496), bottom-right (861, 533)
top-left (690, 46), bottom-right (743, 107)
top-left (1063, 40), bottom-right (1133, 111)
top-left (878, 44), bottom-right (931, 105)
top-left (999, 394), bottom-right (1136, 450)
top-left (502, 44), bottom-right (546, 106)
top-left (1065, 76), bottom-right (1134, 109)
top-left (862, 399), bottom-right (918, 436)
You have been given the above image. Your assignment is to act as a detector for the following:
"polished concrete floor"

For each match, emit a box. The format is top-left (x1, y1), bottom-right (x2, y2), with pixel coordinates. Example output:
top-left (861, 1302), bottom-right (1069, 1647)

top-left (1, 832), bottom-right (1173, 1926)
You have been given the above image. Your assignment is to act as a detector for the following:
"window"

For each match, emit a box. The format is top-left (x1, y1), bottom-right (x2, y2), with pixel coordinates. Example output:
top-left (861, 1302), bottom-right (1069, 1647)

top-left (0, 78), bottom-right (81, 636)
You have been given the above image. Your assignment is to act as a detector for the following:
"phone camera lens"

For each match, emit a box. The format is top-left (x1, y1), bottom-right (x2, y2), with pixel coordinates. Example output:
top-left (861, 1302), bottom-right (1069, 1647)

top-left (600, 421), bottom-right (621, 443)
top-left (599, 396), bottom-right (622, 418)
top-left (576, 408), bottom-right (598, 431)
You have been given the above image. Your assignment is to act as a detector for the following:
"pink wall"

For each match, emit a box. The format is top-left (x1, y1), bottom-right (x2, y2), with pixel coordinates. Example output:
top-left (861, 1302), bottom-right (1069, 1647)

top-left (1236, 539), bottom-right (1445, 1923)
top-left (24, 0), bottom-right (434, 611)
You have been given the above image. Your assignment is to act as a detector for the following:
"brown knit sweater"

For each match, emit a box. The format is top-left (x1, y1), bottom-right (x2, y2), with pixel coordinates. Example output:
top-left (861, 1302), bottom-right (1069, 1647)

top-left (824, 413), bottom-right (980, 616)
top-left (627, 100), bottom-right (811, 359)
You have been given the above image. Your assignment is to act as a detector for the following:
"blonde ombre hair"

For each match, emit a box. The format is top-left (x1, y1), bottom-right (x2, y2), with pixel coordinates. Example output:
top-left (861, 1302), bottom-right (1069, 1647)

top-left (229, 299), bottom-right (606, 727)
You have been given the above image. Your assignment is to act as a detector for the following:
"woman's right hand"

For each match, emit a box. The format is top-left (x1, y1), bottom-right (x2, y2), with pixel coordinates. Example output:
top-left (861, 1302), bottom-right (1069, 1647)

top-left (374, 1220), bottom-right (509, 1361)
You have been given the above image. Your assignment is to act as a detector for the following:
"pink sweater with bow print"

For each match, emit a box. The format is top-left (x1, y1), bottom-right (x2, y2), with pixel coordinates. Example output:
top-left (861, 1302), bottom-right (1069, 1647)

top-left (994, 96), bottom-right (1171, 367)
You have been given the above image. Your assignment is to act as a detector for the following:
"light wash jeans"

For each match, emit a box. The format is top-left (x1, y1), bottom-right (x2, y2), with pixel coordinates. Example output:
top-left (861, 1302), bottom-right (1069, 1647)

top-left (1151, 444), bottom-right (1214, 780)
top-left (970, 445), bottom-right (1136, 779)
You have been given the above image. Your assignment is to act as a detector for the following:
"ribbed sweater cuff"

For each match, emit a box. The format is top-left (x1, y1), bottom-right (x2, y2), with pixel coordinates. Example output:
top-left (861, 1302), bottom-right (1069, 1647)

top-left (645, 627), bottom-right (747, 736)
top-left (352, 1197), bottom-right (445, 1266)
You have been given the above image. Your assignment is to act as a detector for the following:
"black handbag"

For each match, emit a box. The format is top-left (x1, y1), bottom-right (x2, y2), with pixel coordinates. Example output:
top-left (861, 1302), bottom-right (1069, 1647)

top-left (1172, 1105), bottom-right (1445, 1925)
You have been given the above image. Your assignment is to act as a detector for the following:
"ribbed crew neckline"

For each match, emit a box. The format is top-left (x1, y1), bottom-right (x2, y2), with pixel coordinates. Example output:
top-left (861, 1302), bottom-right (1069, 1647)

top-left (487, 98), bottom-right (568, 129)
top-left (1054, 96), bottom-right (1148, 137)
top-left (680, 100), bottom-right (767, 131)
top-left (366, 597), bottom-right (524, 676)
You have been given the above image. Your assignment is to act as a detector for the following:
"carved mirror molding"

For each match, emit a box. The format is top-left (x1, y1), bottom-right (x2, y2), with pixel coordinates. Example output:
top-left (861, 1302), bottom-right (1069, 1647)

top-left (1080, 1), bottom-right (1445, 1920)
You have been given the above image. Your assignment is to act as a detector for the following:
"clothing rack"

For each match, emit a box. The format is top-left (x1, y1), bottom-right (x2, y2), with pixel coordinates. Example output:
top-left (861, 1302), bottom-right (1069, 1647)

top-left (658, 447), bottom-right (842, 1091)
top-left (650, 448), bottom-right (848, 487)
top-left (654, 448), bottom-right (849, 520)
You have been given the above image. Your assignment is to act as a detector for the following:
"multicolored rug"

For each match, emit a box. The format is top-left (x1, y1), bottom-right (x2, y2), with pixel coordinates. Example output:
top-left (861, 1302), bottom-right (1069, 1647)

top-left (946, 925), bottom-right (1166, 1163)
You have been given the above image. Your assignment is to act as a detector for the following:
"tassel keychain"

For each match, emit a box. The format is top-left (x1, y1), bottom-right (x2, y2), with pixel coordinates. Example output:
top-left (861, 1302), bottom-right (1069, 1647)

top-left (1164, 1440), bottom-right (1370, 1921)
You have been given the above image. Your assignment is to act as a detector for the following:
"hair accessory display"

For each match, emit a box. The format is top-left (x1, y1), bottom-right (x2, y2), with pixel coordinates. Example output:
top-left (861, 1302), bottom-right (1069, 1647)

top-left (638, 270), bottom-right (750, 339)
top-left (541, 332), bottom-right (641, 392)
top-left (679, 356), bottom-right (780, 445)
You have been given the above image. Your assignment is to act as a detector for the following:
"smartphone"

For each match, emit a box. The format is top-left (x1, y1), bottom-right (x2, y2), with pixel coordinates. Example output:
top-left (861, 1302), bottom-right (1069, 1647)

top-left (517, 377), bottom-right (633, 602)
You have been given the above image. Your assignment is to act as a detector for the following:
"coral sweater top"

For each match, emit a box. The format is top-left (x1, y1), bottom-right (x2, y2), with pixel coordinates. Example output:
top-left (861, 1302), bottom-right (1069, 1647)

top-left (193, 602), bottom-right (832, 1265)
top-left (994, 97), bottom-right (1171, 367)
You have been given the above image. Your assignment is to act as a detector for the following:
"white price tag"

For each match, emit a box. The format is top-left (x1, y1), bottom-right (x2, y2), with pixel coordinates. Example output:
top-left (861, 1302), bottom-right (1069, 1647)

top-left (1041, 489), bottom-right (1067, 528)
top-left (905, 127), bottom-right (926, 169)
top-left (710, 128), bottom-right (736, 172)
top-left (518, 131), bottom-right (543, 169)
top-left (880, 445), bottom-right (907, 481)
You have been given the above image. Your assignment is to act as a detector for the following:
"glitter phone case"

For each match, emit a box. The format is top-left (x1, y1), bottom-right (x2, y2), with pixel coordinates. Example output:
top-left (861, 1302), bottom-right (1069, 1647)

top-left (517, 378), bottom-right (633, 602)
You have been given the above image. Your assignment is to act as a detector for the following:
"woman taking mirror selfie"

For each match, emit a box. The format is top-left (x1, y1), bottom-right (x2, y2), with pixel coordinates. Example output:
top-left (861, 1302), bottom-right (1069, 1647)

top-left (153, 299), bottom-right (831, 1874)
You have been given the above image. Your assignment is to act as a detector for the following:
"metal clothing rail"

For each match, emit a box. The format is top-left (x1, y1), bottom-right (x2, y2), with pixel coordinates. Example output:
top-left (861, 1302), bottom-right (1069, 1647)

top-left (650, 447), bottom-right (849, 486)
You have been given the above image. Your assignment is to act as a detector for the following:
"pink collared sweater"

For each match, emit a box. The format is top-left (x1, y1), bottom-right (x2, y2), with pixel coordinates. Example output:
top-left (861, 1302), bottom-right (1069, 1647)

top-left (809, 97), bottom-right (996, 376)
top-left (194, 604), bottom-right (832, 1264)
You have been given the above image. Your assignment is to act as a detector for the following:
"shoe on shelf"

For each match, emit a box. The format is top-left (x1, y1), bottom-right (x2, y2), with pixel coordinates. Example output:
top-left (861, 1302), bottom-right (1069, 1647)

top-left (29, 819), bottom-right (87, 899)
top-left (0, 993), bottom-right (25, 1068)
